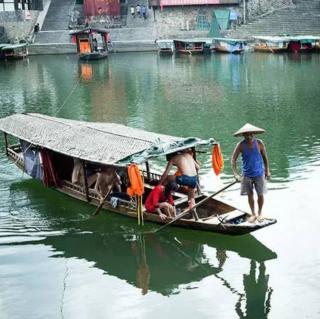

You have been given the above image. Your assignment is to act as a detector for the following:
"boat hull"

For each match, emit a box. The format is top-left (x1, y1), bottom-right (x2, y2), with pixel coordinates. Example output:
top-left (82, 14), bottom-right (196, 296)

top-left (254, 45), bottom-right (288, 53)
top-left (214, 45), bottom-right (244, 54)
top-left (79, 51), bottom-right (108, 60)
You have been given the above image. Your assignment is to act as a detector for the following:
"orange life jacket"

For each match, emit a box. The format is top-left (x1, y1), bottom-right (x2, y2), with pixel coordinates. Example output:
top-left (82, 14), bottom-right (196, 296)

top-left (212, 144), bottom-right (224, 175)
top-left (127, 164), bottom-right (144, 197)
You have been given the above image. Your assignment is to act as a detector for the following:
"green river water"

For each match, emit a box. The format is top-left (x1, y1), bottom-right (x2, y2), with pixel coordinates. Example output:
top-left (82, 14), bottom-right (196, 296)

top-left (0, 52), bottom-right (319, 319)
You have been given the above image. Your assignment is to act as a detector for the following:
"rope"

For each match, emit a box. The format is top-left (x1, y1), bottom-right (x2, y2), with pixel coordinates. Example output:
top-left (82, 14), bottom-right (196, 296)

top-left (12, 72), bottom-right (83, 171)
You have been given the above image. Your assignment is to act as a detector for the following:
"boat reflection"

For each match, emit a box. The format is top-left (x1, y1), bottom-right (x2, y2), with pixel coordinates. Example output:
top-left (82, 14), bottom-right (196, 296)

top-left (9, 179), bottom-right (276, 312)
top-left (80, 63), bottom-right (93, 81)
top-left (78, 60), bottom-right (110, 83)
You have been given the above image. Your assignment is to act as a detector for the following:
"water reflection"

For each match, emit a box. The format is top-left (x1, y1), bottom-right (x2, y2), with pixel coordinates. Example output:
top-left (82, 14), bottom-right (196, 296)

top-left (6, 179), bottom-right (276, 307)
top-left (235, 261), bottom-right (272, 319)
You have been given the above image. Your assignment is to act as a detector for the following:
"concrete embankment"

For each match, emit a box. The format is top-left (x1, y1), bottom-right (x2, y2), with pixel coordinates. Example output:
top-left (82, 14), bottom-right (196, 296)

top-left (28, 40), bottom-right (157, 55)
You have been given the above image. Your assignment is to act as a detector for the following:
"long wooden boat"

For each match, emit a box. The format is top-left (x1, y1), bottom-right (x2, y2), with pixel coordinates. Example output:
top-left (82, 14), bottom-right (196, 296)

top-left (70, 27), bottom-right (109, 60)
top-left (0, 113), bottom-right (276, 235)
top-left (0, 43), bottom-right (28, 60)
top-left (173, 39), bottom-right (206, 55)
top-left (253, 36), bottom-right (290, 53)
top-left (212, 37), bottom-right (248, 54)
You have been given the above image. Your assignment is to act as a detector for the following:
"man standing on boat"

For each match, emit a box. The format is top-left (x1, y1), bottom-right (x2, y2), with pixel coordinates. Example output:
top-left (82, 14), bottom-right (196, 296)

top-left (159, 149), bottom-right (200, 218)
top-left (231, 124), bottom-right (270, 222)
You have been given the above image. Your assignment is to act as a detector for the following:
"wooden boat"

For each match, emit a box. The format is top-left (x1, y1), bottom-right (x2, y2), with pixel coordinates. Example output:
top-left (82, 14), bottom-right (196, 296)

top-left (212, 37), bottom-right (248, 54)
top-left (0, 43), bottom-right (28, 60)
top-left (253, 36), bottom-right (289, 53)
top-left (173, 39), bottom-right (206, 55)
top-left (156, 39), bottom-right (174, 54)
top-left (287, 35), bottom-right (320, 53)
top-left (0, 113), bottom-right (276, 235)
top-left (70, 27), bottom-right (109, 60)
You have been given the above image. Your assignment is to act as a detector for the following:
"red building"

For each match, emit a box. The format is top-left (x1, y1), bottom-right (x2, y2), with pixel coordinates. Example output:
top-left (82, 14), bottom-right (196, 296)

top-left (83, 0), bottom-right (120, 17)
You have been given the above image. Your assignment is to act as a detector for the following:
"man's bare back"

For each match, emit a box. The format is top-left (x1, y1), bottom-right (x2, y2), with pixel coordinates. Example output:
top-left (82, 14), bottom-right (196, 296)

top-left (171, 153), bottom-right (199, 176)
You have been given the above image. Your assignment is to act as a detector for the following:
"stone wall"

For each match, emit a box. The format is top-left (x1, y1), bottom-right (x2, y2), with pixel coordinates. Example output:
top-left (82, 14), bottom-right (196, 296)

top-left (244, 0), bottom-right (294, 21)
top-left (155, 5), bottom-right (240, 38)
top-left (0, 10), bottom-right (39, 43)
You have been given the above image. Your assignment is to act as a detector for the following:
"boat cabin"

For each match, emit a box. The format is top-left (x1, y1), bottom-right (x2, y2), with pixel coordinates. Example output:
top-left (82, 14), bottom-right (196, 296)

top-left (70, 28), bottom-right (109, 60)
top-left (0, 43), bottom-right (28, 60)
top-left (173, 39), bottom-right (206, 54)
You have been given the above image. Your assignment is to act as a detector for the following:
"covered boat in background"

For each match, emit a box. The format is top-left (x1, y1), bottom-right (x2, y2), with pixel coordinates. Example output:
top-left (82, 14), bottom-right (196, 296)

top-left (173, 39), bottom-right (206, 54)
top-left (0, 113), bottom-right (276, 235)
top-left (156, 39), bottom-right (174, 54)
top-left (70, 27), bottom-right (109, 60)
top-left (253, 35), bottom-right (320, 53)
top-left (0, 43), bottom-right (28, 60)
top-left (212, 37), bottom-right (248, 54)
top-left (253, 36), bottom-right (289, 53)
top-left (287, 35), bottom-right (320, 53)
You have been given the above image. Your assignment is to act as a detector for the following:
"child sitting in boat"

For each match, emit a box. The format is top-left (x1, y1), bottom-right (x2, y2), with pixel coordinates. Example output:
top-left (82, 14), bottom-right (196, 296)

top-left (145, 181), bottom-right (179, 221)
top-left (94, 166), bottom-right (122, 201)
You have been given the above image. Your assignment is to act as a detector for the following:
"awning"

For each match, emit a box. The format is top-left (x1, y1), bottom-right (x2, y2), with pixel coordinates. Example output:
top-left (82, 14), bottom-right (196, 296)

top-left (0, 113), bottom-right (214, 166)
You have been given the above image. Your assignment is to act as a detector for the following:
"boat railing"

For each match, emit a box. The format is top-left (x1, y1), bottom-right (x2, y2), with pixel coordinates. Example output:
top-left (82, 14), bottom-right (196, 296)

top-left (142, 170), bottom-right (161, 185)
top-left (7, 145), bottom-right (24, 167)
top-left (63, 180), bottom-right (136, 210)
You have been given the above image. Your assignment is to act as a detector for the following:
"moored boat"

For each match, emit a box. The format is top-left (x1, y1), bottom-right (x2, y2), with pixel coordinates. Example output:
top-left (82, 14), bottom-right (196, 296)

top-left (253, 36), bottom-right (289, 53)
top-left (70, 27), bottom-right (109, 60)
top-left (156, 39), bottom-right (174, 54)
top-left (0, 43), bottom-right (28, 60)
top-left (287, 35), bottom-right (320, 53)
top-left (212, 37), bottom-right (248, 54)
top-left (173, 39), bottom-right (206, 54)
top-left (0, 113), bottom-right (276, 235)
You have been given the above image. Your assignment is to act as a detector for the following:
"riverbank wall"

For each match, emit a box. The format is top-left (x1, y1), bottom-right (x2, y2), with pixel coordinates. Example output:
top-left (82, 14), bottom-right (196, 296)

top-left (0, 10), bottom-right (39, 43)
top-left (5, 0), bottom-right (320, 55)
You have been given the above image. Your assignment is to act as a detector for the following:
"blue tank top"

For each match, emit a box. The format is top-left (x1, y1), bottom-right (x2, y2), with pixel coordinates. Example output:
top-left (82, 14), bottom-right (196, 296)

top-left (241, 139), bottom-right (264, 177)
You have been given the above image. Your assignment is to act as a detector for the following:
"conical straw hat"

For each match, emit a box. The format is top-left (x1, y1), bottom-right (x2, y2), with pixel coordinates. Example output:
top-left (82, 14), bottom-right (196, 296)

top-left (233, 123), bottom-right (265, 137)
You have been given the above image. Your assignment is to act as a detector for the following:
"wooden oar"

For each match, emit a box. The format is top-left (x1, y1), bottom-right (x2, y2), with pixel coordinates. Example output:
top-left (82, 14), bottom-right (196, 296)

top-left (146, 180), bottom-right (238, 234)
top-left (92, 186), bottom-right (113, 216)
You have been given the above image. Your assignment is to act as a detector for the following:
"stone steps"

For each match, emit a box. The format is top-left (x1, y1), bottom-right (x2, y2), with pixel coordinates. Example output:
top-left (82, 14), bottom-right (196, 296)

top-left (41, 0), bottom-right (74, 31)
top-left (229, 2), bottom-right (320, 38)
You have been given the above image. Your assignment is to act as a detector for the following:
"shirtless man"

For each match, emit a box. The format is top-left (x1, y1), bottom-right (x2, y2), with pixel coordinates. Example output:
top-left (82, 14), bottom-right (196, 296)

top-left (94, 167), bottom-right (122, 201)
top-left (160, 150), bottom-right (200, 217)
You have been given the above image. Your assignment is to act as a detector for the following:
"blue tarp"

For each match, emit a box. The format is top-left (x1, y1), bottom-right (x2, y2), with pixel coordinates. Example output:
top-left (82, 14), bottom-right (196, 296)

top-left (20, 140), bottom-right (42, 180)
top-left (119, 137), bottom-right (215, 164)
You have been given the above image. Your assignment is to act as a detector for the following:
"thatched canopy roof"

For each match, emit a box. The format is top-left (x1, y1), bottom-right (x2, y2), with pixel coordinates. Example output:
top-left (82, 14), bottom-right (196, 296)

top-left (0, 113), bottom-right (212, 166)
top-left (69, 28), bottom-right (109, 35)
